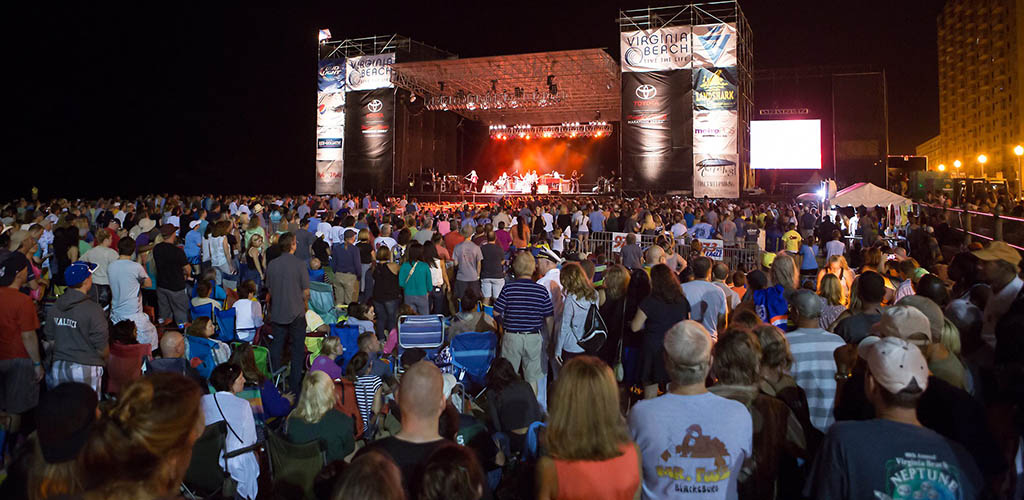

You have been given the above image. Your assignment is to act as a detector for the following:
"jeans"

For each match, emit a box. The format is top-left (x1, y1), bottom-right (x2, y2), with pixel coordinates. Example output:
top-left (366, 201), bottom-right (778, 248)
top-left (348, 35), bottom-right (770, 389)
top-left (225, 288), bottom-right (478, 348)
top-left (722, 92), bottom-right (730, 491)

top-left (270, 315), bottom-right (307, 393)
top-left (373, 299), bottom-right (400, 340)
top-left (405, 294), bottom-right (429, 315)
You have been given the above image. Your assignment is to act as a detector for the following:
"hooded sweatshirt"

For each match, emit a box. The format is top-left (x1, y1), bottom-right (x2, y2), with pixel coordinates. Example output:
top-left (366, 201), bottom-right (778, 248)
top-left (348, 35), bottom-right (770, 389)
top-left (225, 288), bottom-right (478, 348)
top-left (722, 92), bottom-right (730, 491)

top-left (44, 288), bottom-right (108, 366)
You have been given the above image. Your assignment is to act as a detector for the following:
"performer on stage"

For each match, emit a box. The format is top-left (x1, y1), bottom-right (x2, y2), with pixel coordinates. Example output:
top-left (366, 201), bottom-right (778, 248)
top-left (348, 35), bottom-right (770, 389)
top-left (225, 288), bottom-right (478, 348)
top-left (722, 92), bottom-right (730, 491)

top-left (570, 170), bottom-right (579, 193)
top-left (466, 170), bottom-right (479, 192)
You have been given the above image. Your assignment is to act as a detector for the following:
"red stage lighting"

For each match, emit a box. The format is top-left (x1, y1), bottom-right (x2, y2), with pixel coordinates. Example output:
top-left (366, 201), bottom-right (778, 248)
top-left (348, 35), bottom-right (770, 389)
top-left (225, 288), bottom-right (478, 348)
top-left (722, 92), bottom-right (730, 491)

top-left (594, 131), bottom-right (603, 138)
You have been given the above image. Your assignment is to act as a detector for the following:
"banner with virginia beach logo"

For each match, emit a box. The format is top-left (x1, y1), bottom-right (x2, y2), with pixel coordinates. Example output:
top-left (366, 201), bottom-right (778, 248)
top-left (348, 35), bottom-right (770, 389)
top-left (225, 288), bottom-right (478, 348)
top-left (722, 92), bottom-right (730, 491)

top-left (693, 153), bottom-right (739, 198)
top-left (692, 23), bottom-right (737, 68)
top-left (620, 25), bottom-right (691, 72)
top-left (345, 53), bottom-right (396, 91)
top-left (693, 110), bottom-right (737, 155)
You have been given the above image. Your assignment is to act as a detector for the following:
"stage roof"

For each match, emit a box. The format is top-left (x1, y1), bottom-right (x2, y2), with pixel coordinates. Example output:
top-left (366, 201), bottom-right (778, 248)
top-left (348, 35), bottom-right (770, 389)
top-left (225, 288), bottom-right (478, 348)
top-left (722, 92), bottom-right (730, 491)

top-left (391, 48), bottom-right (621, 125)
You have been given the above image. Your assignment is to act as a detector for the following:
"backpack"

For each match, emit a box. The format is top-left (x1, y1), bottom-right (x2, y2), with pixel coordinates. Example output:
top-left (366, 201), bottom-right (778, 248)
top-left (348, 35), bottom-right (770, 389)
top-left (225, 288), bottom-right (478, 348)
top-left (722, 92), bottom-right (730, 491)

top-left (333, 378), bottom-right (364, 440)
top-left (572, 297), bottom-right (608, 354)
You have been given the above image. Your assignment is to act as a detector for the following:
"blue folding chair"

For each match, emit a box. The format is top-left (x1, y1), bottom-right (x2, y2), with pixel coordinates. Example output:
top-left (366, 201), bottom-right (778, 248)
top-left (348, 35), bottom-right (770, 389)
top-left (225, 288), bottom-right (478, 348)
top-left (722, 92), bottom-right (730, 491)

top-left (190, 302), bottom-right (215, 322)
top-left (215, 308), bottom-right (237, 343)
top-left (397, 315), bottom-right (445, 367)
top-left (185, 335), bottom-right (219, 379)
top-left (310, 281), bottom-right (341, 325)
top-left (328, 323), bottom-right (362, 372)
top-left (449, 331), bottom-right (498, 393)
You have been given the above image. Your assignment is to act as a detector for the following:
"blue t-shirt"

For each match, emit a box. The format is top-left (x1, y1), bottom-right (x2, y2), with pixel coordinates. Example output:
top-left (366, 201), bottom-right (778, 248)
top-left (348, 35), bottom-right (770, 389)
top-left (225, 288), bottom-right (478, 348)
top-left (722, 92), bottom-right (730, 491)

top-left (799, 244), bottom-right (818, 271)
top-left (629, 392), bottom-right (752, 499)
top-left (589, 211), bottom-right (606, 232)
top-left (683, 212), bottom-right (696, 228)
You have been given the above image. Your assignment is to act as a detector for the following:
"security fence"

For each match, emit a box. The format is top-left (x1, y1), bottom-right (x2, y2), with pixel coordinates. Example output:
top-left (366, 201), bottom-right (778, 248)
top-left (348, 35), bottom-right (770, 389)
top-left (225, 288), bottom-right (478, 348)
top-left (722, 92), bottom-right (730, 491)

top-left (915, 203), bottom-right (1024, 250)
top-left (580, 232), bottom-right (763, 272)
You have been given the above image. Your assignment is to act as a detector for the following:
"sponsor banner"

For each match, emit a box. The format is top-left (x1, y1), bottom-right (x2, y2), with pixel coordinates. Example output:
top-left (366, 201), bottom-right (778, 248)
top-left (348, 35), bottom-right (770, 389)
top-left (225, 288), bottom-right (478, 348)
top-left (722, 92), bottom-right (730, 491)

top-left (621, 70), bottom-right (693, 190)
top-left (315, 160), bottom-right (343, 195)
top-left (344, 88), bottom-right (395, 192)
top-left (692, 23), bottom-right (737, 68)
top-left (693, 153), bottom-right (740, 198)
top-left (693, 67), bottom-right (738, 110)
top-left (345, 53), bottom-right (396, 91)
top-left (611, 232), bottom-right (629, 253)
top-left (620, 26), bottom-right (691, 72)
top-left (317, 92), bottom-right (346, 128)
top-left (693, 110), bottom-right (737, 154)
top-left (698, 239), bottom-right (724, 260)
top-left (317, 59), bottom-right (346, 93)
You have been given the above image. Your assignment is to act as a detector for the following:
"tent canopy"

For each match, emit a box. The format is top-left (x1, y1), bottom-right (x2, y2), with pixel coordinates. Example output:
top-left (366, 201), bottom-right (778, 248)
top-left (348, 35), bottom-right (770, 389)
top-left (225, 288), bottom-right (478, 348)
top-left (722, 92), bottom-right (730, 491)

top-left (829, 182), bottom-right (911, 208)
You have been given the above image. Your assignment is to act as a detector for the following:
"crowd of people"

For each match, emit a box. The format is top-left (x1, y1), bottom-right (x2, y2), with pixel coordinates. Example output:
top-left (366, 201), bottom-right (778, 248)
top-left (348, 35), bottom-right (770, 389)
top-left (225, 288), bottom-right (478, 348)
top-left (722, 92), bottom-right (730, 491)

top-left (0, 191), bottom-right (1021, 500)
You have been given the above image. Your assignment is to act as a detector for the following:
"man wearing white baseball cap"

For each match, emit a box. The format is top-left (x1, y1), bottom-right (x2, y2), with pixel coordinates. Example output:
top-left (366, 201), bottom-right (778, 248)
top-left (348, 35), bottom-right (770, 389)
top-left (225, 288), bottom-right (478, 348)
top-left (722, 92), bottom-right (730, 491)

top-left (806, 336), bottom-right (983, 499)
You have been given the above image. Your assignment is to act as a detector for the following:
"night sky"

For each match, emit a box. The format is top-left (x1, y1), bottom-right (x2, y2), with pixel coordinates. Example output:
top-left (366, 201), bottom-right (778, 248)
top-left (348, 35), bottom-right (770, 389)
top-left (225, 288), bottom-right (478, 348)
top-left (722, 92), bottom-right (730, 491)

top-left (9, 0), bottom-right (945, 202)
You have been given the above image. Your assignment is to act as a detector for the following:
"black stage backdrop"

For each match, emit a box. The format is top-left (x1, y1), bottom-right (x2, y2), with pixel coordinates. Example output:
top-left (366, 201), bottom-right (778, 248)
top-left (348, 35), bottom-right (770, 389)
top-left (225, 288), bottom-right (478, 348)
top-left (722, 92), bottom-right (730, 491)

top-left (344, 88), bottom-right (395, 193)
top-left (621, 70), bottom-right (692, 191)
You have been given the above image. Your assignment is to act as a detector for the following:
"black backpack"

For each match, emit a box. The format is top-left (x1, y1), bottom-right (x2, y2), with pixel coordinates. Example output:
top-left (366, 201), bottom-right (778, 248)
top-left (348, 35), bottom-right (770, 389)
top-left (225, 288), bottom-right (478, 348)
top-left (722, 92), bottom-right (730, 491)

top-left (573, 298), bottom-right (608, 354)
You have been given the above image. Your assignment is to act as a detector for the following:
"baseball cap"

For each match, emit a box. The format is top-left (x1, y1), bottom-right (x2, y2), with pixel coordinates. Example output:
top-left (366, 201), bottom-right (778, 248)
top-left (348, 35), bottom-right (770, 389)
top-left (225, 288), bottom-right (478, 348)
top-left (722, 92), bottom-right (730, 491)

top-left (189, 220), bottom-right (201, 229)
top-left (790, 289), bottom-right (823, 319)
top-left (0, 251), bottom-right (30, 286)
top-left (897, 295), bottom-right (943, 341)
top-left (871, 304), bottom-right (932, 345)
top-left (37, 382), bottom-right (98, 463)
top-left (761, 252), bottom-right (776, 268)
top-left (858, 336), bottom-right (929, 394)
top-left (971, 241), bottom-right (1021, 266)
top-left (159, 223), bottom-right (176, 237)
top-left (64, 261), bottom-right (98, 287)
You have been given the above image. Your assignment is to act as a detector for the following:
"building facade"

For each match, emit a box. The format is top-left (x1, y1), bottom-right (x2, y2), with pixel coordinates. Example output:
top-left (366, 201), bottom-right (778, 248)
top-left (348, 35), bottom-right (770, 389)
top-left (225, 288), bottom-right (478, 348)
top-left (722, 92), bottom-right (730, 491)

top-left (921, 0), bottom-right (1023, 180)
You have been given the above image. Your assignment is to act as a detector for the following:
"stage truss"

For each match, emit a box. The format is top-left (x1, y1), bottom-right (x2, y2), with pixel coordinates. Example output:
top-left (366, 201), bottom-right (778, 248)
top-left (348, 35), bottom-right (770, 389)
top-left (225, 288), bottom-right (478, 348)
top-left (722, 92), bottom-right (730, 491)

top-left (390, 48), bottom-right (621, 125)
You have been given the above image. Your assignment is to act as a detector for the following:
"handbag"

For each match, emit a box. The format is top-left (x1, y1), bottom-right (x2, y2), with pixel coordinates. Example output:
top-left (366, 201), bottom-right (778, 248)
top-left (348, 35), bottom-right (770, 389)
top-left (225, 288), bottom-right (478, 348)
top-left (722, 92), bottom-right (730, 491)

top-left (571, 296), bottom-right (608, 354)
top-left (213, 394), bottom-right (241, 499)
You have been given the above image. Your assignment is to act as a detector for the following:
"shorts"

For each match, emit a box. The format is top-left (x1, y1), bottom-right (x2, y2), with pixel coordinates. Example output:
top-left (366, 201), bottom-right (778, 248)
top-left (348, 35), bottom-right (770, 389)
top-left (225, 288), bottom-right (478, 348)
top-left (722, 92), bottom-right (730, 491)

top-left (48, 360), bottom-right (103, 397)
top-left (0, 358), bottom-right (39, 413)
top-left (481, 278), bottom-right (505, 299)
top-left (501, 331), bottom-right (543, 384)
top-left (454, 280), bottom-right (482, 301)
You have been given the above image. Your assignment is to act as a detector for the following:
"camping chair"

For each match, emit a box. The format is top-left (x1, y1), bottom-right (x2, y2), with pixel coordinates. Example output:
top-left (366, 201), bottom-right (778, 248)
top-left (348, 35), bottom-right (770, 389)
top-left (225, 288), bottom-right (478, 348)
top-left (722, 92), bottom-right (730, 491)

top-left (328, 323), bottom-right (361, 372)
top-left (397, 314), bottom-right (445, 350)
top-left (106, 342), bottom-right (153, 395)
top-left (309, 281), bottom-right (341, 325)
top-left (186, 335), bottom-right (219, 379)
top-left (190, 302), bottom-right (215, 322)
top-left (214, 307), bottom-right (237, 343)
top-left (182, 421), bottom-right (263, 500)
top-left (265, 428), bottom-right (327, 500)
top-left (449, 331), bottom-right (498, 395)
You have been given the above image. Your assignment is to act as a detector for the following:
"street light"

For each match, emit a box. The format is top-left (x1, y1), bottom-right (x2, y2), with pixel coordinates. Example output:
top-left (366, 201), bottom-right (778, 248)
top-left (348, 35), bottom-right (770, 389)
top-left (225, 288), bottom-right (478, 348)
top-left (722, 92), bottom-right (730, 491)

top-left (1015, 145), bottom-right (1023, 199)
top-left (954, 159), bottom-right (962, 178)
top-left (937, 163), bottom-right (946, 172)
top-left (977, 154), bottom-right (987, 178)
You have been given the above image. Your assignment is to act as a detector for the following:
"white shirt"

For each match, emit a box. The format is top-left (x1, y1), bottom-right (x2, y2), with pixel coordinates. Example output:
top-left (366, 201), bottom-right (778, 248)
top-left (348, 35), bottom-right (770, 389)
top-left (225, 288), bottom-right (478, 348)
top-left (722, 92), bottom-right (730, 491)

top-left (201, 392), bottom-right (259, 500)
top-left (542, 212), bottom-right (554, 232)
top-left (80, 246), bottom-right (118, 286)
top-left (671, 222), bottom-right (688, 244)
top-left (712, 280), bottom-right (741, 310)
top-left (680, 279), bottom-right (728, 340)
top-left (982, 276), bottom-right (1022, 348)
top-left (108, 259), bottom-right (147, 319)
top-left (825, 240), bottom-right (845, 259)
top-left (232, 298), bottom-right (263, 341)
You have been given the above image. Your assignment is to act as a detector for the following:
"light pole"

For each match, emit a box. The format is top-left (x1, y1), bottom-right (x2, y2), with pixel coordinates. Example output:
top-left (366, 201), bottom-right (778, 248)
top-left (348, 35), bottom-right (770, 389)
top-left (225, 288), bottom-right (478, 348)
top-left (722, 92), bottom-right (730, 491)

top-left (937, 163), bottom-right (946, 172)
top-left (977, 154), bottom-right (987, 178)
top-left (1015, 145), bottom-right (1023, 199)
top-left (954, 159), bottom-right (962, 178)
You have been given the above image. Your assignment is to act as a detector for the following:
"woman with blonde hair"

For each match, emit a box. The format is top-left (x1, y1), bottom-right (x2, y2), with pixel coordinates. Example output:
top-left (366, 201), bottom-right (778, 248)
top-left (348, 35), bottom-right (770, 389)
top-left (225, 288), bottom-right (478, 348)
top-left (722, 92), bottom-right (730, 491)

top-left (745, 253), bottom-right (798, 331)
top-left (242, 232), bottom-right (265, 288)
top-left (556, 262), bottom-right (600, 364)
top-left (310, 335), bottom-right (344, 380)
top-left (537, 356), bottom-right (641, 500)
top-left (286, 370), bottom-right (356, 463)
top-left (208, 220), bottom-right (235, 286)
top-left (78, 373), bottom-right (205, 500)
top-left (816, 273), bottom-right (847, 331)
top-left (816, 254), bottom-right (854, 303)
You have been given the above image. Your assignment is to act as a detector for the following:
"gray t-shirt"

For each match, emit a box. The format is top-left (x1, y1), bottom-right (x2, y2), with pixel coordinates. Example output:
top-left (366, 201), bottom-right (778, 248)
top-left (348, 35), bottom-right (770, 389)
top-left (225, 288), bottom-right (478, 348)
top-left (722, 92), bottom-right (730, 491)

top-left (294, 229), bottom-right (315, 263)
top-left (621, 244), bottom-right (643, 270)
top-left (628, 392), bottom-right (752, 500)
top-left (108, 259), bottom-right (147, 319)
top-left (412, 229), bottom-right (434, 245)
top-left (453, 240), bottom-right (483, 282)
top-left (805, 419), bottom-right (982, 500)
top-left (266, 253), bottom-right (310, 324)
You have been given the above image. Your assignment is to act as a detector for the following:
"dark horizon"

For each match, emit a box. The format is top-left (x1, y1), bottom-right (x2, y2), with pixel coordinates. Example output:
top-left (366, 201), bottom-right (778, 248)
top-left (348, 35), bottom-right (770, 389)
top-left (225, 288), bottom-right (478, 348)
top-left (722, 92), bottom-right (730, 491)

top-left (7, 1), bottom-right (945, 202)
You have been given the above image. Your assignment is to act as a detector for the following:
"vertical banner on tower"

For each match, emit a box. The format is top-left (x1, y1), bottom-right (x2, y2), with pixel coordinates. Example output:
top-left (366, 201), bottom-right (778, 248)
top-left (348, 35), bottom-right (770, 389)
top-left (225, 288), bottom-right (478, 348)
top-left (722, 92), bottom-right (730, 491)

top-left (691, 25), bottom-right (741, 198)
top-left (316, 59), bottom-right (346, 194)
top-left (344, 89), bottom-right (395, 193)
top-left (621, 70), bottom-right (692, 190)
top-left (620, 25), bottom-right (693, 191)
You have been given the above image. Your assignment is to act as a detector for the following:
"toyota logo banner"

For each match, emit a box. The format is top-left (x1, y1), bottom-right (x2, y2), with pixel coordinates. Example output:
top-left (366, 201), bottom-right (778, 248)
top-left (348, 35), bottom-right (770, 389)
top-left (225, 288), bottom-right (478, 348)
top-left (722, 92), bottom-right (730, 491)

top-left (621, 70), bottom-right (693, 191)
top-left (344, 88), bottom-right (395, 193)
top-left (620, 26), bottom-right (691, 72)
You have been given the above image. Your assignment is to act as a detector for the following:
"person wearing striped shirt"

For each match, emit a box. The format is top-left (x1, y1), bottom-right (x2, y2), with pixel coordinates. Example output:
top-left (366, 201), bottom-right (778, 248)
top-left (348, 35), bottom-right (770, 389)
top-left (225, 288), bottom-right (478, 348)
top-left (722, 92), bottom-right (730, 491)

top-left (493, 252), bottom-right (553, 395)
top-left (786, 289), bottom-right (846, 432)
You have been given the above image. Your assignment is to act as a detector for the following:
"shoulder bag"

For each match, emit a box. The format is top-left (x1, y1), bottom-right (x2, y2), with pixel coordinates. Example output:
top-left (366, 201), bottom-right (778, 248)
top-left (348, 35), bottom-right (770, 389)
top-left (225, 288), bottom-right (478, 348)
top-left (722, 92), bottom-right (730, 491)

top-left (571, 296), bottom-right (608, 354)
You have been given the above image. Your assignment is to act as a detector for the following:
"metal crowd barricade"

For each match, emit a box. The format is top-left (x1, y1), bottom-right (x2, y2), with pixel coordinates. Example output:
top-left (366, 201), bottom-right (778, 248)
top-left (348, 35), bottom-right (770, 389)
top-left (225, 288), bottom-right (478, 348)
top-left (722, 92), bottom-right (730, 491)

top-left (580, 232), bottom-right (762, 272)
top-left (915, 202), bottom-right (1024, 249)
